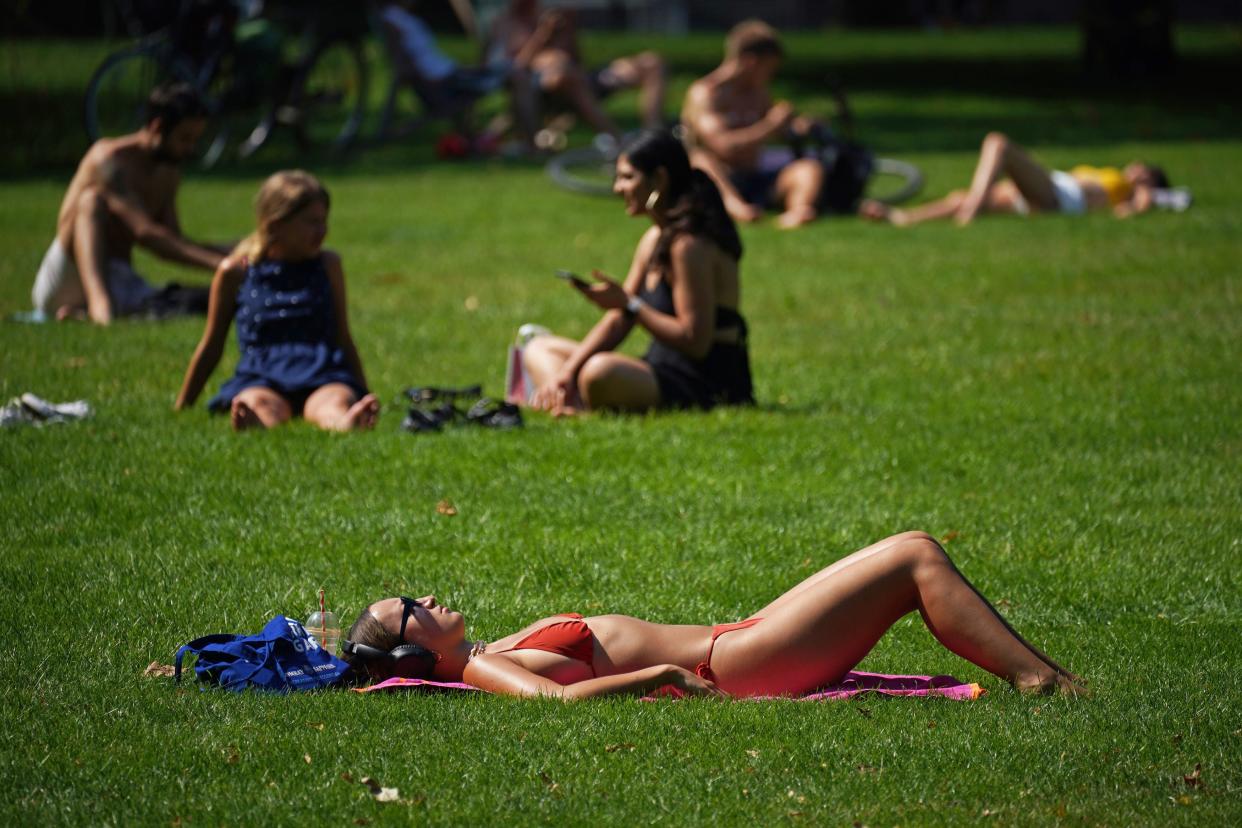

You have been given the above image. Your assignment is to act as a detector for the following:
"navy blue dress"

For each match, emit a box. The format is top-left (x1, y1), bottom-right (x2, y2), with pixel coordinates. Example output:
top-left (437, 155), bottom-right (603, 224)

top-left (207, 256), bottom-right (366, 413)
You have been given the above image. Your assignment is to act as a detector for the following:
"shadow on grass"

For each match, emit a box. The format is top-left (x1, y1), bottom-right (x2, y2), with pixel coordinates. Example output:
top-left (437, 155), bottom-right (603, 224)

top-left (3, 35), bottom-right (1239, 178)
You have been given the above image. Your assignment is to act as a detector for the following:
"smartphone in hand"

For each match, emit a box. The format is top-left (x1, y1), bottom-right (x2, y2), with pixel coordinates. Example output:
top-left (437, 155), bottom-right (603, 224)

top-left (555, 269), bottom-right (590, 288)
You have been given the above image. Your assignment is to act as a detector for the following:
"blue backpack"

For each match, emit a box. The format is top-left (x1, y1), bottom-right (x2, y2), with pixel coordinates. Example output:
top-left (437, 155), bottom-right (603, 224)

top-left (175, 615), bottom-right (351, 692)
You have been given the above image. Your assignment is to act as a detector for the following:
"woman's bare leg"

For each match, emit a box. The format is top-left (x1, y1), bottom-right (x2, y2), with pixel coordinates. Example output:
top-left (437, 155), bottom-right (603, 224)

top-left (576, 352), bottom-right (661, 411)
top-left (604, 52), bottom-right (667, 128)
top-left (715, 532), bottom-right (1084, 696)
top-left (231, 386), bottom-right (292, 431)
top-left (522, 334), bottom-right (580, 389)
top-left (860, 191), bottom-right (968, 227)
top-left (955, 132), bottom-right (1058, 225)
top-left (303, 383), bottom-right (379, 432)
top-left (861, 184), bottom-right (1027, 227)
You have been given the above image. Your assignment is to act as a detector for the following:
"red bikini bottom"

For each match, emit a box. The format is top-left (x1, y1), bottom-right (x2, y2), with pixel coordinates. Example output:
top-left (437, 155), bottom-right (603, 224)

top-left (694, 618), bottom-right (762, 682)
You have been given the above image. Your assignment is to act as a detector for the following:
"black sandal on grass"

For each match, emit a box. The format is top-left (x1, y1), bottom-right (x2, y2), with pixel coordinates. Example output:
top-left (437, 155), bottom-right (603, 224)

top-left (466, 398), bottom-right (523, 429)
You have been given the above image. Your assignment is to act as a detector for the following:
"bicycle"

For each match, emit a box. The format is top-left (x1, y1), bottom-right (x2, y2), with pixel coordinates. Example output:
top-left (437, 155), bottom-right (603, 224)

top-left (84, 0), bottom-right (369, 168)
top-left (546, 127), bottom-right (924, 210)
top-left (546, 80), bottom-right (923, 210)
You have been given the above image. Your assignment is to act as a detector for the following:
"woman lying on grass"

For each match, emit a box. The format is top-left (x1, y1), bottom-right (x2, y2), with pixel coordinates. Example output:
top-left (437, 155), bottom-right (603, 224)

top-left (342, 531), bottom-right (1086, 698)
top-left (522, 129), bottom-right (754, 414)
top-left (174, 170), bottom-right (379, 431)
top-left (859, 131), bottom-right (1171, 227)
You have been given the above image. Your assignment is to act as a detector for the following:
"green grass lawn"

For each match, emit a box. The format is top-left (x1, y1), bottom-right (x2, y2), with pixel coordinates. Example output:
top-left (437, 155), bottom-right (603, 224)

top-left (2, 25), bottom-right (1240, 826)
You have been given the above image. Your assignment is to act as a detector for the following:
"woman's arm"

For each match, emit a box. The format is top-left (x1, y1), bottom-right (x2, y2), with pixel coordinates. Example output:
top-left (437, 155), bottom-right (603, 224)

top-left (174, 260), bottom-right (242, 410)
top-left (555, 227), bottom-right (662, 381)
top-left (464, 654), bottom-right (724, 700)
top-left (579, 235), bottom-right (716, 360)
top-left (1113, 185), bottom-right (1155, 219)
top-left (323, 251), bottom-right (368, 391)
top-left (633, 236), bottom-right (716, 359)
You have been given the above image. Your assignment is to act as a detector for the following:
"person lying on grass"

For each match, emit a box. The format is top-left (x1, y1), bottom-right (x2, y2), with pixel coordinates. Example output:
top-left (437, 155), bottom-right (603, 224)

top-left (174, 170), bottom-right (379, 432)
top-left (859, 131), bottom-right (1171, 227)
top-left (341, 530), bottom-right (1087, 698)
top-left (522, 129), bottom-right (754, 414)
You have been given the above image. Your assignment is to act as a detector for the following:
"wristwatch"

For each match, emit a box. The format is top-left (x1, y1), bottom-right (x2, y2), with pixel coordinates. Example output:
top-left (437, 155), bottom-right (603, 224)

top-left (624, 295), bottom-right (644, 318)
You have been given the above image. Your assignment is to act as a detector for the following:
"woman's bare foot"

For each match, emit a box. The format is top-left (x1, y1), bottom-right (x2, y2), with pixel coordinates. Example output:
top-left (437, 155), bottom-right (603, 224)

top-left (231, 398), bottom-right (263, 431)
top-left (776, 205), bottom-right (817, 229)
top-left (858, 199), bottom-right (913, 227)
top-left (337, 393), bottom-right (380, 431)
top-left (1014, 669), bottom-right (1090, 697)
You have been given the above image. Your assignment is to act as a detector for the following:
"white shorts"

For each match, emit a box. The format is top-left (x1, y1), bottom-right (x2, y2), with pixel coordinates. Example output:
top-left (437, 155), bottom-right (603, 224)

top-left (1050, 170), bottom-right (1087, 215)
top-left (31, 239), bottom-right (157, 316)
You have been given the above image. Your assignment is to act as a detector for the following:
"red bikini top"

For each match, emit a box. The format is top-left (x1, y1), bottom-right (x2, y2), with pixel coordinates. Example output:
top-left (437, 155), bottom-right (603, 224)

top-left (500, 614), bottom-right (595, 672)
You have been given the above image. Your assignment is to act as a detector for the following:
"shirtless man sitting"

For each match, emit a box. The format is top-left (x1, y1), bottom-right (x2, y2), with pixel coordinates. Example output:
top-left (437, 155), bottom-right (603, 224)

top-left (32, 82), bottom-right (226, 325)
top-left (682, 20), bottom-right (825, 229)
top-left (488, 0), bottom-right (666, 141)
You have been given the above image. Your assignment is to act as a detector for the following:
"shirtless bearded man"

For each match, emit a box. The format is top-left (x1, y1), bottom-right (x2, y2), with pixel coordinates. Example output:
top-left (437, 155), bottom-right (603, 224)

top-left (32, 83), bottom-right (226, 324)
top-left (682, 20), bottom-right (826, 229)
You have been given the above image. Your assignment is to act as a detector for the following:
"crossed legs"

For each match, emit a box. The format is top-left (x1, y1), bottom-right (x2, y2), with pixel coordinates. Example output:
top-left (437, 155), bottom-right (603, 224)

top-left (230, 384), bottom-right (379, 432)
top-left (522, 334), bottom-right (660, 413)
top-left (713, 531), bottom-right (1085, 696)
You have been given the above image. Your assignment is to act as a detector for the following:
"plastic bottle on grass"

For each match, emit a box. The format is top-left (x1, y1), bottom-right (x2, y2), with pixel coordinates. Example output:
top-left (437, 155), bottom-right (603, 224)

top-left (306, 588), bottom-right (340, 655)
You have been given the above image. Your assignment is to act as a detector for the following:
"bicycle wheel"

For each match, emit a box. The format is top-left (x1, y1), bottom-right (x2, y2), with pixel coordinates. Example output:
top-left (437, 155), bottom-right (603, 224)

top-left (546, 144), bottom-right (617, 197)
top-left (84, 42), bottom-right (186, 141)
top-left (866, 158), bottom-right (924, 206)
top-left (289, 37), bottom-right (367, 153)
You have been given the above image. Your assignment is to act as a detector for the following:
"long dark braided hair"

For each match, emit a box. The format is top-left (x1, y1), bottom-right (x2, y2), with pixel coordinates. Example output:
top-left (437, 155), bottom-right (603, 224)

top-left (621, 129), bottom-right (743, 268)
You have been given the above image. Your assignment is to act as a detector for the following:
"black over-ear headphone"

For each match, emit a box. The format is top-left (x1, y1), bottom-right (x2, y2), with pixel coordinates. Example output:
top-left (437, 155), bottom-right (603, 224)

top-left (342, 596), bottom-right (441, 679)
top-left (341, 638), bottom-right (438, 679)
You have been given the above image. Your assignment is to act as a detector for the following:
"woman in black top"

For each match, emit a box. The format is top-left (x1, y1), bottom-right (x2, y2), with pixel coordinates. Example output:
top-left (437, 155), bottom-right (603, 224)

top-left (524, 129), bottom-right (754, 413)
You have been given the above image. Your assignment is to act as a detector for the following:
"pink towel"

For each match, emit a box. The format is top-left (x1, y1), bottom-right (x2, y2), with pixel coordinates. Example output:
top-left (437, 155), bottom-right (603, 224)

top-left (354, 671), bottom-right (985, 701)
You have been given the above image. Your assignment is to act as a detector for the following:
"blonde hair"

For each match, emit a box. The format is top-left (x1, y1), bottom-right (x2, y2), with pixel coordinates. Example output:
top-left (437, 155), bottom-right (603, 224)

top-left (232, 170), bottom-right (330, 262)
top-left (725, 19), bottom-right (783, 61)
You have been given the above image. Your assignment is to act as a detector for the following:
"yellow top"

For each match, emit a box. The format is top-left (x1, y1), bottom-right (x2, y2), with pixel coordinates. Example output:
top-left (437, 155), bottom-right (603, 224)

top-left (1070, 165), bottom-right (1132, 206)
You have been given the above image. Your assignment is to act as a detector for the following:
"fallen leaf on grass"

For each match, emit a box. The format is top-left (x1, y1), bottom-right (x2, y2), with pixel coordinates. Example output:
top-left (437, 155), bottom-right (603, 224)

top-left (604, 743), bottom-right (635, 753)
top-left (746, 749), bottom-right (760, 759)
top-left (1183, 763), bottom-right (1203, 788)
top-left (143, 661), bottom-right (176, 677)
top-left (856, 764), bottom-right (879, 776)
top-left (222, 745), bottom-right (240, 765)
top-left (306, 722), bottom-right (325, 731)
top-left (340, 772), bottom-right (354, 783)
top-left (927, 720), bottom-right (937, 729)
top-left (538, 771), bottom-right (562, 796)
top-left (436, 500), bottom-right (457, 516)
top-left (941, 530), bottom-right (961, 543)
top-left (303, 754), bottom-right (312, 765)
